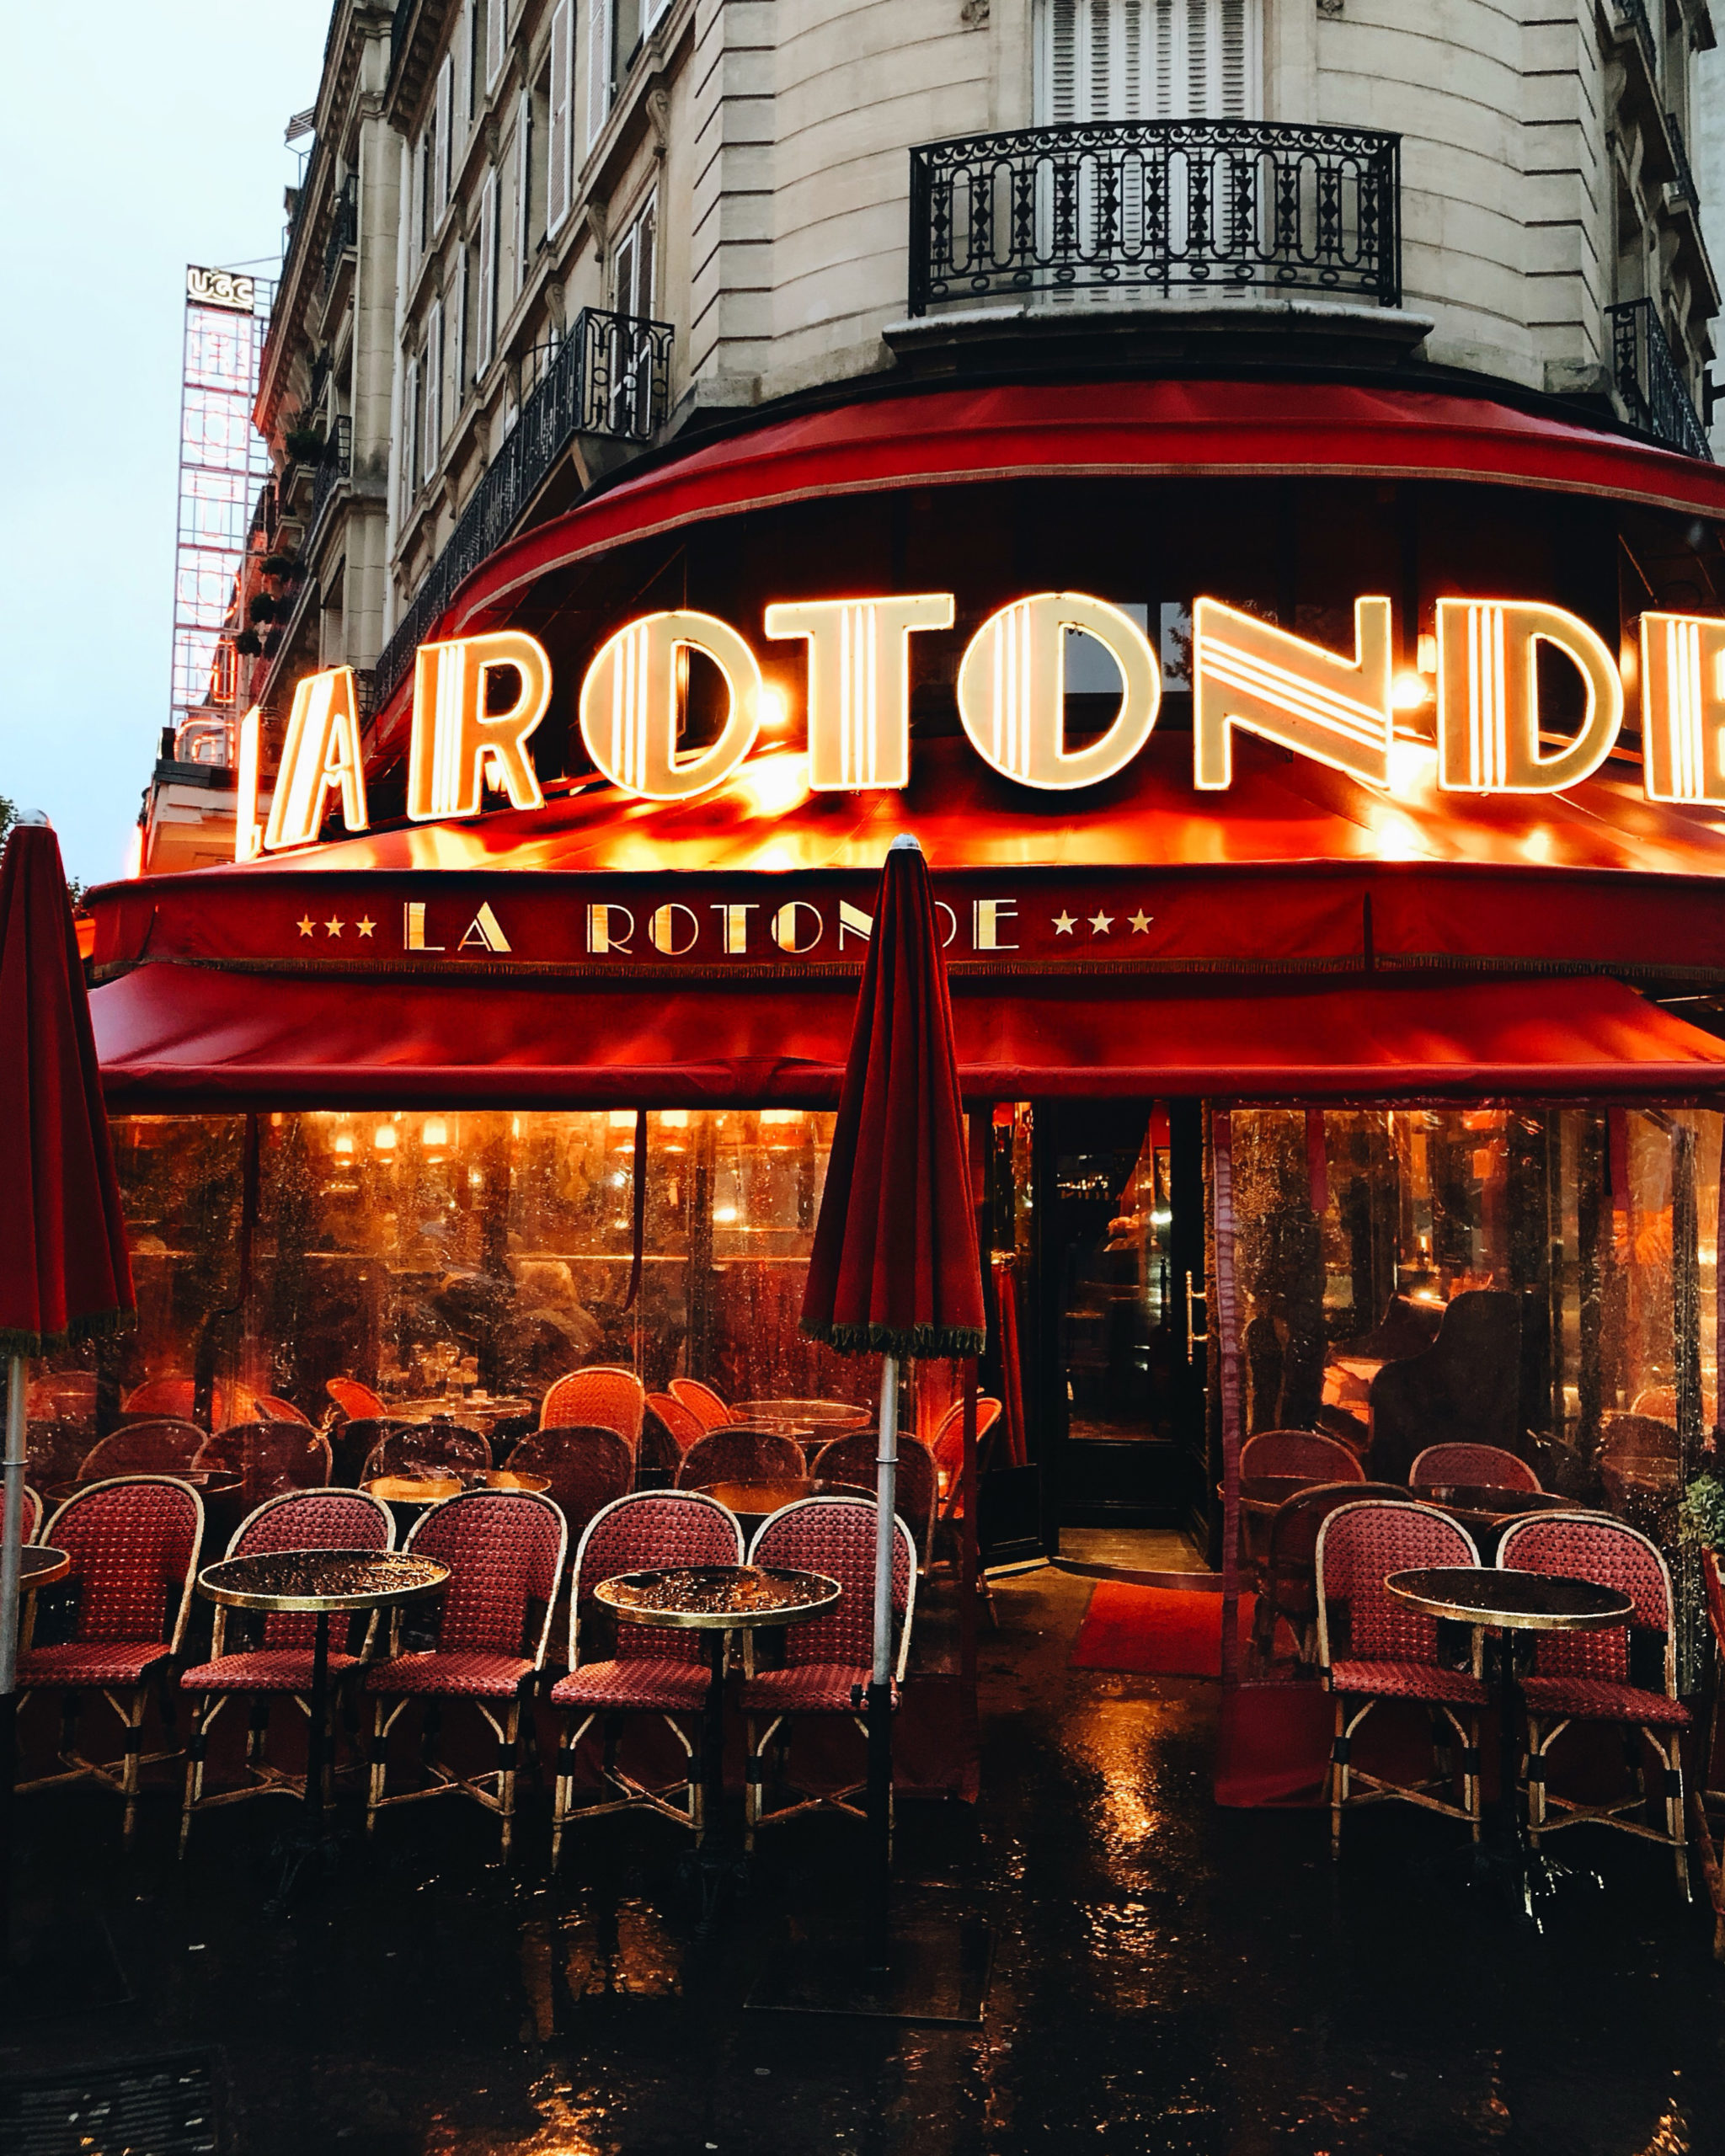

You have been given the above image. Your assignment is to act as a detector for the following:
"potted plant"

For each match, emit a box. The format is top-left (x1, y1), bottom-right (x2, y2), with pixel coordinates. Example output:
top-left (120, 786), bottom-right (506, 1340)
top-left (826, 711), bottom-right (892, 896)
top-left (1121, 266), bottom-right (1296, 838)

top-left (248, 594), bottom-right (278, 626)
top-left (1681, 1468), bottom-right (1725, 1620)
top-left (261, 552), bottom-right (301, 581)
top-left (233, 629), bottom-right (263, 657)
top-left (284, 425), bottom-right (324, 464)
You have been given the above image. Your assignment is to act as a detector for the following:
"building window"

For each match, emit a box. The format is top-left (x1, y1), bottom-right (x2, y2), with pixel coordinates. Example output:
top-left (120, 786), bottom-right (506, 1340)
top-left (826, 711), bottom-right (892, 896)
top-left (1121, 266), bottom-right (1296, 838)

top-left (516, 86), bottom-right (534, 284)
top-left (484, 0), bottom-right (507, 92)
top-left (434, 56), bottom-right (454, 226)
top-left (401, 356), bottom-right (419, 509)
top-left (612, 190), bottom-right (657, 318)
top-left (1037, 0), bottom-right (1261, 123)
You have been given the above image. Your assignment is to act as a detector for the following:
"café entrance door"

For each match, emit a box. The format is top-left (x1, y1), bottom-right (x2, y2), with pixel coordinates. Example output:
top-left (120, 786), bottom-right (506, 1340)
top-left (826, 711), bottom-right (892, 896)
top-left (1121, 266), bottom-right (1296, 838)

top-left (1038, 1099), bottom-right (1208, 1534)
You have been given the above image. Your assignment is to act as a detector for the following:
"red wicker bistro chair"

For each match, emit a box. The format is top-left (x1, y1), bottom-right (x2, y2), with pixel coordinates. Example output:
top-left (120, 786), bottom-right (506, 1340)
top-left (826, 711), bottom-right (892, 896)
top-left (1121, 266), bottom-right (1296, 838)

top-left (360, 1422), bottom-right (491, 1481)
top-left (195, 1422), bottom-right (333, 1507)
top-left (547, 1490), bottom-right (745, 1857)
top-left (1315, 1499), bottom-right (1488, 1856)
top-left (20, 1485), bottom-right (43, 1544)
top-left (741, 1497), bottom-right (916, 1852)
top-left (668, 1378), bottom-right (734, 1432)
top-left (177, 1488), bottom-right (395, 1854)
top-left (17, 1476), bottom-right (205, 1842)
top-left (812, 1433), bottom-right (937, 1564)
top-left (1242, 1430), bottom-right (1366, 1485)
top-left (539, 1369), bottom-right (645, 1454)
top-left (1496, 1512), bottom-right (1692, 1895)
top-left (1410, 1444), bottom-right (1541, 1493)
top-left (364, 1490), bottom-right (567, 1857)
top-left (1251, 1481), bottom-right (1409, 1668)
top-left (646, 1391), bottom-right (705, 1452)
top-left (677, 1427), bottom-right (807, 1491)
top-left (505, 1427), bottom-right (635, 1545)
top-left (121, 1375), bottom-right (196, 1418)
top-left (78, 1422), bottom-right (206, 1480)
top-left (327, 1376), bottom-right (388, 1421)
top-left (931, 1396), bottom-right (1003, 1518)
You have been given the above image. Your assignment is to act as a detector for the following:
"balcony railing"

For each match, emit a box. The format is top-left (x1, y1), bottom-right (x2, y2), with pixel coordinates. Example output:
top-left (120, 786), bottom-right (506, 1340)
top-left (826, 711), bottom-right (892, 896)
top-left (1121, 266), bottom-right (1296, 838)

top-left (1609, 299), bottom-right (1711, 461)
top-left (322, 179), bottom-right (359, 295)
top-left (373, 307), bottom-right (675, 709)
top-left (908, 119), bottom-right (1402, 317)
top-left (309, 414), bottom-right (352, 532)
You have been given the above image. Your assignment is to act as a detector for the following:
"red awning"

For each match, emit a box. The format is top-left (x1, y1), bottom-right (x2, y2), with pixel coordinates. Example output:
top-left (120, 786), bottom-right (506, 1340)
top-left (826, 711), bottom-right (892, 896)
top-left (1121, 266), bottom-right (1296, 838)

top-left (93, 963), bottom-right (1725, 1111)
top-left (363, 377), bottom-right (1725, 743)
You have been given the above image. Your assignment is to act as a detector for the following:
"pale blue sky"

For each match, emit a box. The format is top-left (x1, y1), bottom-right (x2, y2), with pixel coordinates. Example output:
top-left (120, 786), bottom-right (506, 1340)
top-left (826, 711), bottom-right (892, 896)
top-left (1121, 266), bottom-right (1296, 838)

top-left (0, 2), bottom-right (333, 889)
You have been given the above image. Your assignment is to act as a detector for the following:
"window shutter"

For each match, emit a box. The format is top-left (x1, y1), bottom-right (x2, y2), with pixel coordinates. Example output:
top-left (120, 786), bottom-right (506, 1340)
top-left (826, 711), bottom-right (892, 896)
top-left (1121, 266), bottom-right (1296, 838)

top-left (486, 0), bottom-right (507, 89)
top-left (477, 169), bottom-right (498, 366)
top-left (411, 136), bottom-right (427, 265)
top-left (401, 357), bottom-right (419, 507)
top-left (1039, 0), bottom-right (1255, 121)
top-left (515, 87), bottom-right (532, 275)
top-left (426, 302), bottom-right (443, 464)
top-left (460, 1), bottom-right (476, 135)
top-left (453, 248), bottom-right (468, 403)
top-left (547, 0), bottom-right (573, 233)
top-left (434, 56), bottom-right (453, 222)
top-left (585, 0), bottom-right (613, 152)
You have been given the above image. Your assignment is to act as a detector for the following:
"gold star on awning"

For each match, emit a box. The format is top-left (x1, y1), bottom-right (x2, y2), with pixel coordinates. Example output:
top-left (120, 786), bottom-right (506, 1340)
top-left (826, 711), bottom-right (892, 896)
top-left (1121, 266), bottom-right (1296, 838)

top-left (1088, 911), bottom-right (1113, 935)
top-left (1128, 910), bottom-right (1152, 933)
top-left (1052, 911), bottom-right (1076, 935)
top-left (355, 917), bottom-right (377, 938)
top-left (324, 916), bottom-right (344, 938)
top-left (296, 915), bottom-right (316, 938)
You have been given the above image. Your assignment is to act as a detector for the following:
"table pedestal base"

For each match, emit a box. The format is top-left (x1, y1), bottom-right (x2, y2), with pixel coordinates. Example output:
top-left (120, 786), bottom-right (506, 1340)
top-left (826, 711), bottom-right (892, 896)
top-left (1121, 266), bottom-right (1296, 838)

top-left (746, 1913), bottom-right (992, 2025)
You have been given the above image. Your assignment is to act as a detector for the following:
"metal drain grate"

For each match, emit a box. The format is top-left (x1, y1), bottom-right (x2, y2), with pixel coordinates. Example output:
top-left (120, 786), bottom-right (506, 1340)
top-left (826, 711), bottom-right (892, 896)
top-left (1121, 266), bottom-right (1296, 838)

top-left (0, 2049), bottom-right (224, 2156)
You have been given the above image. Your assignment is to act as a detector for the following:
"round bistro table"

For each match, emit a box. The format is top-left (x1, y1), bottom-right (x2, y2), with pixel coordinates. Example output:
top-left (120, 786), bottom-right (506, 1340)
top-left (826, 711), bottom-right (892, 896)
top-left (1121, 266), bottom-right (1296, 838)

top-left (595, 1562), bottom-right (840, 1926)
top-left (1386, 1566), bottom-right (1634, 1917)
top-left (13, 1545), bottom-right (70, 1594)
top-left (363, 1468), bottom-right (550, 1508)
top-left (198, 1548), bottom-right (448, 1898)
top-left (732, 1400), bottom-right (872, 1440)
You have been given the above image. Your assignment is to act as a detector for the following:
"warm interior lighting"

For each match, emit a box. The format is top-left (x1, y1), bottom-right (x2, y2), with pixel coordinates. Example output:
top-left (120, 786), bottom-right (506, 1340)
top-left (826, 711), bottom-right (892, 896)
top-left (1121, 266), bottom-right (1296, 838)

top-left (713, 1206), bottom-right (739, 1223)
top-left (660, 1109), bottom-right (689, 1128)
top-left (422, 1117), bottom-right (449, 1150)
top-left (1417, 632), bottom-right (1439, 675)
top-left (372, 1123), bottom-right (398, 1152)
top-left (332, 1129), bottom-right (355, 1156)
top-left (609, 1109), bottom-right (638, 1129)
top-left (760, 1109), bottom-right (801, 1124)
top-left (1391, 670), bottom-right (1431, 710)
top-left (759, 686), bottom-right (789, 732)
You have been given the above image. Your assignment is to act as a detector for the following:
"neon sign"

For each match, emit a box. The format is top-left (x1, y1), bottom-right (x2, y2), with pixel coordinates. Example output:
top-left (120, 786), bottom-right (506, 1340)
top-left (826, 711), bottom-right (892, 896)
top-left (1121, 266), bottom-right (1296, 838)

top-left (250, 592), bottom-right (1721, 858)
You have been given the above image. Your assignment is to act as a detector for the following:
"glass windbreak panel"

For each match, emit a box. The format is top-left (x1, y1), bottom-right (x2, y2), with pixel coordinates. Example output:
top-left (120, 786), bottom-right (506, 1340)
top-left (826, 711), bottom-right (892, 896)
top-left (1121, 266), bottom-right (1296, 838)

top-left (19, 1108), bottom-right (879, 1486)
top-left (1228, 1106), bottom-right (1722, 1686)
top-left (1055, 1105), bottom-right (1180, 1443)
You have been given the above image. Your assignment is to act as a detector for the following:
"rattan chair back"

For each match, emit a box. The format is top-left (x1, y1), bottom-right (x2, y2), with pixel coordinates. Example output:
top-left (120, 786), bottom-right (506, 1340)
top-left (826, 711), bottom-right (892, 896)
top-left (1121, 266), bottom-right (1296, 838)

top-left (1315, 1499), bottom-right (1478, 1673)
top-left (645, 1391), bottom-right (705, 1450)
top-left (669, 1378), bottom-right (734, 1431)
top-left (539, 1367), bottom-right (645, 1448)
top-left (223, 1487), bottom-right (396, 1650)
top-left (931, 1396), bottom-right (1002, 1485)
top-left (78, 1421), bottom-right (206, 1480)
top-left (327, 1375), bottom-right (388, 1421)
top-left (812, 1433), bottom-right (937, 1559)
top-left (747, 1497), bottom-right (916, 1680)
top-left (1410, 1442), bottom-right (1540, 1492)
top-left (196, 1421), bottom-right (333, 1504)
top-left (569, 1490), bottom-right (744, 1668)
top-left (1242, 1429), bottom-right (1365, 1484)
top-left (1497, 1511), bottom-right (1676, 1692)
top-left (403, 1488), bottom-right (567, 1668)
top-left (507, 1426), bottom-right (634, 1541)
top-left (360, 1422), bottom-right (491, 1481)
top-left (40, 1476), bottom-right (206, 1654)
top-left (249, 1395), bottom-right (314, 1428)
top-left (677, 1426), bottom-right (806, 1490)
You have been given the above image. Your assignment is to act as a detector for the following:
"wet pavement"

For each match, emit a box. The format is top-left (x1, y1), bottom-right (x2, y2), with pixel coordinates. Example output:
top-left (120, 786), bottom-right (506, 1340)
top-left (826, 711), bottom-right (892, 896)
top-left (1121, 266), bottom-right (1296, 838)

top-left (5, 1560), bottom-right (1725, 2155)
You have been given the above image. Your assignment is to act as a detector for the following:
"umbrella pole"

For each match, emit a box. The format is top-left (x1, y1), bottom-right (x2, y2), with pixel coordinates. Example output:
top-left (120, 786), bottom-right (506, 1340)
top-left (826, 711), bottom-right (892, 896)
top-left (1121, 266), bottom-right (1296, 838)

top-left (1, 1352), bottom-right (27, 1948)
top-left (865, 1350), bottom-right (899, 1972)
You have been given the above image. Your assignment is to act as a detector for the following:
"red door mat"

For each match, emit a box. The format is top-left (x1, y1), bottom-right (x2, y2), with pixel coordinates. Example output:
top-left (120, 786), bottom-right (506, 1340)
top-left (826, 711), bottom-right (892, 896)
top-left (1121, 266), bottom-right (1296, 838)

top-left (1070, 1582), bottom-right (1253, 1678)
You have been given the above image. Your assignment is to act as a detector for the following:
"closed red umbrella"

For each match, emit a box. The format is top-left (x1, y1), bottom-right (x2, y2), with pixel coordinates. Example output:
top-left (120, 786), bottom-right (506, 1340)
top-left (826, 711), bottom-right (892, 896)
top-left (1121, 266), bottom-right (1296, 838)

top-left (0, 823), bottom-right (134, 1938)
top-left (800, 833), bottom-right (985, 1971)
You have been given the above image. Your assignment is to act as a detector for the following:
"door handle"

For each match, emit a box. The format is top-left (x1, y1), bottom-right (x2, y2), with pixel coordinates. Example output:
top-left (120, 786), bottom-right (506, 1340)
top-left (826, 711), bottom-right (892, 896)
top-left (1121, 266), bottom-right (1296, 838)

top-left (1185, 1270), bottom-right (1208, 1364)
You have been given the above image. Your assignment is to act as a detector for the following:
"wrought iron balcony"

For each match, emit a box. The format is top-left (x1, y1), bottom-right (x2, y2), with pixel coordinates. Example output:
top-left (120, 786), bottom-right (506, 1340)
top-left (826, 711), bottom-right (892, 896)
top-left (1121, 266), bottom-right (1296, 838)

top-left (322, 179), bottom-right (359, 296)
top-left (309, 414), bottom-right (352, 532)
top-left (1609, 299), bottom-right (1711, 461)
top-left (373, 307), bottom-right (674, 710)
top-left (908, 119), bottom-right (1401, 317)
top-left (1666, 111), bottom-right (1698, 206)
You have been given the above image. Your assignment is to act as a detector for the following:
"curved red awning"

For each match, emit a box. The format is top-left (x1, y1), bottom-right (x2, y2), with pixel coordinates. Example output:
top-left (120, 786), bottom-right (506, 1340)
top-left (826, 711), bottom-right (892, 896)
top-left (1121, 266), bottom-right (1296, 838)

top-left (377, 378), bottom-right (1725, 739)
top-left (93, 963), bottom-right (1725, 1111)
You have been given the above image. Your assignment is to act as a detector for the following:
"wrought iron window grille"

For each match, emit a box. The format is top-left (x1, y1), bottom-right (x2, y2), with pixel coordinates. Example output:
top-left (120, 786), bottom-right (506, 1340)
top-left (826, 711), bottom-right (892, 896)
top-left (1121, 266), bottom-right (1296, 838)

top-left (309, 414), bottom-right (354, 532)
top-left (1609, 298), bottom-right (1711, 462)
top-left (908, 118), bottom-right (1402, 316)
